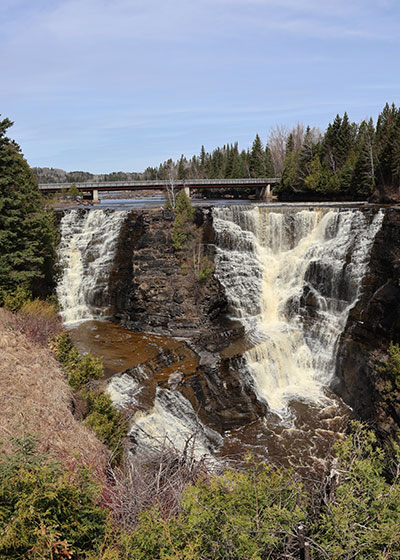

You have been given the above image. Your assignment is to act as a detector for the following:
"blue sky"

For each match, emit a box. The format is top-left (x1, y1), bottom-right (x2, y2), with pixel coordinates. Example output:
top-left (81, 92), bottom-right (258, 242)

top-left (1, 0), bottom-right (399, 173)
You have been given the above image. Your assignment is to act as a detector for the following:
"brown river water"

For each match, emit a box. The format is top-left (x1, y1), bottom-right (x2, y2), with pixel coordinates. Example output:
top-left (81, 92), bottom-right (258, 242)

top-left (68, 319), bottom-right (350, 476)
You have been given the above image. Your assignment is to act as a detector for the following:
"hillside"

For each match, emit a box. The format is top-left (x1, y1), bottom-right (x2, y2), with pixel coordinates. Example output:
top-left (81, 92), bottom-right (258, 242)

top-left (0, 309), bottom-right (108, 475)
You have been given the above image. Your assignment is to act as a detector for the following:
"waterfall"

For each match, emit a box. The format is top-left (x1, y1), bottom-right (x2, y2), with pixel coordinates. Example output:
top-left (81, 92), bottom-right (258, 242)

top-left (213, 206), bottom-right (384, 415)
top-left (127, 387), bottom-right (223, 462)
top-left (57, 209), bottom-right (128, 325)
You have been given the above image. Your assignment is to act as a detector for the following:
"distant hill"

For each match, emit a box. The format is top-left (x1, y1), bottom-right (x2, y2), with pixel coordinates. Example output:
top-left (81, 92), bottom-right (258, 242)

top-left (32, 167), bottom-right (142, 184)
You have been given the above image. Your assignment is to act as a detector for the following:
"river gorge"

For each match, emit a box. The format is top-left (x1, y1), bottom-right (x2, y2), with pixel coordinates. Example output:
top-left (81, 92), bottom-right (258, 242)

top-left (55, 203), bottom-right (400, 472)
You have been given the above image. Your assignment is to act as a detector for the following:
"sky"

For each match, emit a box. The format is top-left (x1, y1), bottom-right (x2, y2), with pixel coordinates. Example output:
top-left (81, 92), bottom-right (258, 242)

top-left (1, 0), bottom-right (400, 174)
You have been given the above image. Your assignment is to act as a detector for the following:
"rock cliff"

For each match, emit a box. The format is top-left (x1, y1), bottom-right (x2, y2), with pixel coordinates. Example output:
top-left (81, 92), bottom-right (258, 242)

top-left (336, 207), bottom-right (400, 436)
top-left (114, 208), bottom-right (228, 341)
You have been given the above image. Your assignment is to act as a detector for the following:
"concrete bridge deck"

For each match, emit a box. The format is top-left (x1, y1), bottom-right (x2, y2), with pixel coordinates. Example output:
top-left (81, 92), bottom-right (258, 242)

top-left (38, 177), bottom-right (280, 202)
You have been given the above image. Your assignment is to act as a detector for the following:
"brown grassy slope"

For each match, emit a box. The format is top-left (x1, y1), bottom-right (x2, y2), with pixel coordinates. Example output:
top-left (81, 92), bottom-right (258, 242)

top-left (0, 309), bottom-right (108, 476)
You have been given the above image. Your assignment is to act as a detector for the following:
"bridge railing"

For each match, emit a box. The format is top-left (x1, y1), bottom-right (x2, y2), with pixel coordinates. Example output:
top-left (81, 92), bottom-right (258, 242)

top-left (38, 177), bottom-right (280, 190)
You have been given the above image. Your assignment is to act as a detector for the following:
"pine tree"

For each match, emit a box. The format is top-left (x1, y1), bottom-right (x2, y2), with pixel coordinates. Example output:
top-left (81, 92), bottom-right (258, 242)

top-left (351, 120), bottom-right (375, 197)
top-left (391, 113), bottom-right (400, 189)
top-left (264, 145), bottom-right (274, 177)
top-left (337, 112), bottom-right (355, 167)
top-left (375, 103), bottom-right (399, 186)
top-left (285, 132), bottom-right (294, 155)
top-left (351, 144), bottom-right (374, 197)
top-left (298, 126), bottom-right (319, 185)
top-left (280, 150), bottom-right (301, 192)
top-left (323, 114), bottom-right (342, 173)
top-left (304, 155), bottom-right (322, 192)
top-left (200, 145), bottom-right (206, 169)
top-left (177, 155), bottom-right (188, 180)
top-left (0, 117), bottom-right (57, 300)
top-left (249, 134), bottom-right (265, 178)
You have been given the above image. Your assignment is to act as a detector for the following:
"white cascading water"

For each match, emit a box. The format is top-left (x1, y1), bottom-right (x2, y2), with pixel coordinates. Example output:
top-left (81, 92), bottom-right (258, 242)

top-left (57, 209), bottom-right (128, 325)
top-left (213, 206), bottom-right (384, 415)
top-left (126, 387), bottom-right (223, 462)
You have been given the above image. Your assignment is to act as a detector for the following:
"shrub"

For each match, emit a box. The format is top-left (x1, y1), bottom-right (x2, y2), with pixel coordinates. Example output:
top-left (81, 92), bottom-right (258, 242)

top-left (53, 332), bottom-right (75, 365)
top-left (384, 342), bottom-right (400, 390)
top-left (84, 392), bottom-right (128, 466)
top-left (53, 333), bottom-right (104, 389)
top-left (67, 354), bottom-right (104, 390)
top-left (67, 183), bottom-right (81, 198)
top-left (175, 189), bottom-right (194, 220)
top-left (313, 422), bottom-right (400, 559)
top-left (171, 190), bottom-right (194, 251)
top-left (128, 460), bottom-right (307, 559)
top-left (13, 299), bottom-right (62, 346)
top-left (198, 256), bottom-right (214, 284)
top-left (0, 434), bottom-right (106, 559)
top-left (171, 212), bottom-right (188, 250)
top-left (1, 285), bottom-right (32, 311)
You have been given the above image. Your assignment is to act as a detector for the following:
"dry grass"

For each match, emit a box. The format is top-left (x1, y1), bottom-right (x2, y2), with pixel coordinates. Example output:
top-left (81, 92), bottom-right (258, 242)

top-left (13, 299), bottom-right (63, 346)
top-left (0, 308), bottom-right (109, 477)
top-left (104, 442), bottom-right (213, 528)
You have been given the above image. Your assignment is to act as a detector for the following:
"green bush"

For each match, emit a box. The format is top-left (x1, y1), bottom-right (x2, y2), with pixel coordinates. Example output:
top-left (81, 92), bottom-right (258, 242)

top-left (1, 285), bottom-right (32, 311)
top-left (175, 189), bottom-right (194, 220)
top-left (171, 212), bottom-right (188, 251)
top-left (171, 190), bottom-right (194, 251)
top-left (53, 335), bottom-right (126, 465)
top-left (84, 392), bottom-right (128, 466)
top-left (67, 183), bottom-right (81, 198)
top-left (53, 332), bottom-right (75, 365)
top-left (67, 354), bottom-right (104, 390)
top-left (384, 342), bottom-right (400, 390)
top-left (127, 461), bottom-right (307, 559)
top-left (0, 434), bottom-right (106, 559)
top-left (313, 422), bottom-right (400, 559)
top-left (198, 256), bottom-right (214, 284)
top-left (53, 333), bottom-right (104, 389)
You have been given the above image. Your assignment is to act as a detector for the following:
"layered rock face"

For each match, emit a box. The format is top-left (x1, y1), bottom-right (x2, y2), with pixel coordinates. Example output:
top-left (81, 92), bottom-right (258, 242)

top-left (336, 207), bottom-right (400, 436)
top-left (115, 208), bottom-right (235, 345)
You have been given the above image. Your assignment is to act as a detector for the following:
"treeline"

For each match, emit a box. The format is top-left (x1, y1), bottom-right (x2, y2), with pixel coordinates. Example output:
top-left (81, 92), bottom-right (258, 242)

top-left (278, 102), bottom-right (400, 199)
top-left (32, 167), bottom-right (142, 184)
top-left (147, 102), bottom-right (400, 200)
top-left (33, 102), bottom-right (400, 201)
top-left (32, 135), bottom-right (276, 185)
top-left (142, 135), bottom-right (275, 181)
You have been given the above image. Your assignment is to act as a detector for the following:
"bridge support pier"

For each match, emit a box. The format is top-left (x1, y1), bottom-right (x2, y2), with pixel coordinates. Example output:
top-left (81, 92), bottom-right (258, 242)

top-left (258, 184), bottom-right (272, 201)
top-left (92, 189), bottom-right (99, 203)
top-left (184, 186), bottom-right (191, 198)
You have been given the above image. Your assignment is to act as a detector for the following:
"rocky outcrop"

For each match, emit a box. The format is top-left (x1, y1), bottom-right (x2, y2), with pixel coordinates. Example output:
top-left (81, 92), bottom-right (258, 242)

top-left (335, 207), bottom-right (400, 436)
top-left (115, 208), bottom-right (230, 344)
top-left (111, 339), bottom-right (266, 433)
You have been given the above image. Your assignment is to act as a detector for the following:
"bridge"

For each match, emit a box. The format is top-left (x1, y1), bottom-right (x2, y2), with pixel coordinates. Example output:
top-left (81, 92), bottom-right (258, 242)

top-left (38, 177), bottom-right (280, 202)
